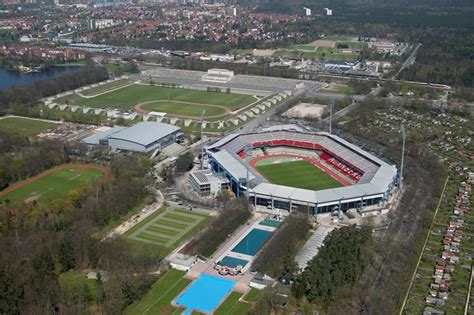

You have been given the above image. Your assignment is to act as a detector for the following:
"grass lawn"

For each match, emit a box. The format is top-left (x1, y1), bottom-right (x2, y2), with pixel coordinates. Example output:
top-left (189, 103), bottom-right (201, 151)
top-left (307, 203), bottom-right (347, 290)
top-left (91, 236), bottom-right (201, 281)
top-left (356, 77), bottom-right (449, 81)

top-left (73, 84), bottom-right (255, 112)
top-left (272, 48), bottom-right (358, 61)
top-left (288, 45), bottom-right (317, 51)
top-left (125, 269), bottom-right (189, 315)
top-left (214, 290), bottom-right (257, 315)
top-left (59, 270), bottom-right (97, 304)
top-left (0, 117), bottom-right (57, 136)
top-left (80, 79), bottom-right (131, 96)
top-left (322, 35), bottom-right (352, 41)
top-left (126, 207), bottom-right (210, 249)
top-left (336, 41), bottom-right (365, 49)
top-left (320, 85), bottom-right (354, 94)
top-left (140, 101), bottom-right (226, 118)
top-left (256, 160), bottom-right (343, 190)
top-left (214, 292), bottom-right (243, 315)
top-left (0, 167), bottom-right (105, 203)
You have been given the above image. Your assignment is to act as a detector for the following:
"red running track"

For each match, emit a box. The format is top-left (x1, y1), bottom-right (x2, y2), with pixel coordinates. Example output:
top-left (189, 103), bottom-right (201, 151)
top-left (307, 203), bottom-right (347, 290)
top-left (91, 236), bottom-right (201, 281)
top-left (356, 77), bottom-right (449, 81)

top-left (0, 163), bottom-right (110, 197)
top-left (248, 154), bottom-right (352, 187)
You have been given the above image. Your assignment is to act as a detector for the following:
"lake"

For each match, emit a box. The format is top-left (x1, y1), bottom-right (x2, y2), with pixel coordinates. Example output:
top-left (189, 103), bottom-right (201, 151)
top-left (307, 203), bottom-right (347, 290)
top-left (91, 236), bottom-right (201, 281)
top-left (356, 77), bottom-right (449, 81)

top-left (0, 66), bottom-right (81, 90)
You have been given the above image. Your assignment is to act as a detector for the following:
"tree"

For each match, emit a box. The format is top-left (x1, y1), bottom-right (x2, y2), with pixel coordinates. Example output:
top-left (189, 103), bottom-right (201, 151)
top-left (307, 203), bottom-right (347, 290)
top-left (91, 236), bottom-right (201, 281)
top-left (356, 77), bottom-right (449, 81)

top-left (0, 269), bottom-right (24, 314)
top-left (58, 238), bottom-right (76, 272)
top-left (176, 152), bottom-right (194, 173)
top-left (32, 247), bottom-right (55, 277)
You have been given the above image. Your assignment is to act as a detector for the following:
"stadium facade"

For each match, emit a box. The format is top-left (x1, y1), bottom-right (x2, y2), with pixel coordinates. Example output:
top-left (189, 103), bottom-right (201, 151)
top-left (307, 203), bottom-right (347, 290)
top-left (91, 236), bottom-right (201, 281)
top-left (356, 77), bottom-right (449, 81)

top-left (206, 126), bottom-right (398, 215)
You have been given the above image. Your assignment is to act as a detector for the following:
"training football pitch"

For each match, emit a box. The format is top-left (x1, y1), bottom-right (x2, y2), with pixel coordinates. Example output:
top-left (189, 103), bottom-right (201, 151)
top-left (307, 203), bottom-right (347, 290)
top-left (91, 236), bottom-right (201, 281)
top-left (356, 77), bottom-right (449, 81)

top-left (255, 160), bottom-right (343, 190)
top-left (0, 165), bottom-right (106, 203)
top-left (71, 84), bottom-right (256, 118)
top-left (125, 207), bottom-right (209, 248)
top-left (0, 117), bottom-right (58, 136)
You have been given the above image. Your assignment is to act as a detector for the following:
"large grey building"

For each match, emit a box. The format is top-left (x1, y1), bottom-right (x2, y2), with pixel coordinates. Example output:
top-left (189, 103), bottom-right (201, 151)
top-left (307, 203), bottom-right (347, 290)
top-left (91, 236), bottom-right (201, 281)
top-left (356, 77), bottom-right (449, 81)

top-left (83, 122), bottom-right (182, 153)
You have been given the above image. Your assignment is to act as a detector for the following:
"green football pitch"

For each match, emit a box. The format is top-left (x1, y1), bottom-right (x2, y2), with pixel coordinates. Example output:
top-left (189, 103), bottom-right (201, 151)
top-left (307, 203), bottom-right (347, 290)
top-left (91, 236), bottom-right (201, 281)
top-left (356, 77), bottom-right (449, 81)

top-left (0, 117), bottom-right (57, 136)
top-left (255, 160), bottom-right (343, 190)
top-left (0, 167), bottom-right (105, 203)
top-left (73, 84), bottom-right (256, 117)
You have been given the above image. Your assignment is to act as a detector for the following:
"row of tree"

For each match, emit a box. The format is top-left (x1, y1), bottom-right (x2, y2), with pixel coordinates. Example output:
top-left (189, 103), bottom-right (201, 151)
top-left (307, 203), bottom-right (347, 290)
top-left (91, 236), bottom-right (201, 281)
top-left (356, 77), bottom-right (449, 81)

top-left (251, 214), bottom-right (309, 278)
top-left (0, 131), bottom-right (70, 191)
top-left (0, 60), bottom-right (108, 113)
top-left (0, 151), bottom-right (158, 314)
top-left (184, 197), bottom-right (251, 257)
top-left (292, 225), bottom-right (373, 310)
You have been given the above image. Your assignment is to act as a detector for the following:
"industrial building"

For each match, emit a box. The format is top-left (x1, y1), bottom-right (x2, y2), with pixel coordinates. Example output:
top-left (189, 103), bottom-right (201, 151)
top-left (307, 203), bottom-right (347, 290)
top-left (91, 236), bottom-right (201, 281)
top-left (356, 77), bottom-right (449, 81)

top-left (82, 122), bottom-right (182, 153)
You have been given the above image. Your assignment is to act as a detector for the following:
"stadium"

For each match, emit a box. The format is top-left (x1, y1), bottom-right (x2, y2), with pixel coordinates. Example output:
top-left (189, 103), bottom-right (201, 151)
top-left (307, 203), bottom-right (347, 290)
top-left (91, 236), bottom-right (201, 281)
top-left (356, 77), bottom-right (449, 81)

top-left (206, 126), bottom-right (398, 216)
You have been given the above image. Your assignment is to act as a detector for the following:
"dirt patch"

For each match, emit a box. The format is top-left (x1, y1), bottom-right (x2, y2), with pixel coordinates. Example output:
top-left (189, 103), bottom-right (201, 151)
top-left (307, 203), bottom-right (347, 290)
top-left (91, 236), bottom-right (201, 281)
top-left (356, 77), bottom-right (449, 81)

top-left (0, 164), bottom-right (110, 198)
top-left (133, 100), bottom-right (231, 119)
top-left (251, 49), bottom-right (276, 57)
top-left (309, 40), bottom-right (336, 48)
top-left (283, 103), bottom-right (327, 119)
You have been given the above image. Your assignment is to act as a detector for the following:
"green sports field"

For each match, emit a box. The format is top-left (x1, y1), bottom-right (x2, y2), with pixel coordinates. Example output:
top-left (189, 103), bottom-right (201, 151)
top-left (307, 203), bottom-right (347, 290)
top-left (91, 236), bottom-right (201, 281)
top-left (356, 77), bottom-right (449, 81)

top-left (125, 269), bottom-right (189, 315)
top-left (0, 117), bottom-right (58, 136)
top-left (71, 84), bottom-right (255, 117)
top-left (140, 101), bottom-right (226, 117)
top-left (125, 207), bottom-right (209, 248)
top-left (0, 167), bottom-right (105, 203)
top-left (255, 160), bottom-right (343, 190)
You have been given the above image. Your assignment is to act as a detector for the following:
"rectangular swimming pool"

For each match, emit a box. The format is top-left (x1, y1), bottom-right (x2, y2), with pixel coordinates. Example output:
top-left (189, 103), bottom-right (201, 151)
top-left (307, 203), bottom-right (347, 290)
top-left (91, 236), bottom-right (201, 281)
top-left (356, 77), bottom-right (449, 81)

top-left (218, 256), bottom-right (249, 268)
top-left (259, 219), bottom-right (282, 228)
top-left (231, 228), bottom-right (272, 256)
top-left (175, 274), bottom-right (235, 315)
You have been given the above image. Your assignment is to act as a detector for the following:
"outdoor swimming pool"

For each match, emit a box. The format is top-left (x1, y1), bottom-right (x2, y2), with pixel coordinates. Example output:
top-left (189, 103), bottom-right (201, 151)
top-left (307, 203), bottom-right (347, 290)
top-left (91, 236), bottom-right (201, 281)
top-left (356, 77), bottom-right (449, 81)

top-left (231, 228), bottom-right (272, 256)
top-left (175, 274), bottom-right (235, 315)
top-left (259, 219), bottom-right (282, 228)
top-left (218, 256), bottom-right (249, 268)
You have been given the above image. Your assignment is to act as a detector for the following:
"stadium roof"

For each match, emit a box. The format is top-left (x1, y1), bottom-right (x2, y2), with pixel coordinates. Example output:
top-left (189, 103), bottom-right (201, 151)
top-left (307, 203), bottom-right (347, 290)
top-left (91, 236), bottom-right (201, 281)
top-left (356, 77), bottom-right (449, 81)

top-left (207, 133), bottom-right (240, 150)
top-left (211, 150), bottom-right (256, 182)
top-left (251, 182), bottom-right (387, 206)
top-left (108, 122), bottom-right (180, 146)
top-left (82, 126), bottom-right (126, 145)
top-left (207, 127), bottom-right (398, 206)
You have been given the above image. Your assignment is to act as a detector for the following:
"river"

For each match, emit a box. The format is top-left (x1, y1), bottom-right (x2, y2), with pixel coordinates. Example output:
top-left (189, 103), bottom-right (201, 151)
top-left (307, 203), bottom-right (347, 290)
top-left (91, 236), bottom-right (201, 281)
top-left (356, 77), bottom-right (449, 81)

top-left (0, 66), bottom-right (81, 90)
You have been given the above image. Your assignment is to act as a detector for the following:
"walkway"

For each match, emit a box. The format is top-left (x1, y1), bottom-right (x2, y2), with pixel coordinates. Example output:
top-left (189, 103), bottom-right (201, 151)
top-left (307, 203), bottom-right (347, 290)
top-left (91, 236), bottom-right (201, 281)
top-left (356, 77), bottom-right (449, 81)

top-left (295, 226), bottom-right (334, 270)
top-left (186, 213), bottom-right (266, 293)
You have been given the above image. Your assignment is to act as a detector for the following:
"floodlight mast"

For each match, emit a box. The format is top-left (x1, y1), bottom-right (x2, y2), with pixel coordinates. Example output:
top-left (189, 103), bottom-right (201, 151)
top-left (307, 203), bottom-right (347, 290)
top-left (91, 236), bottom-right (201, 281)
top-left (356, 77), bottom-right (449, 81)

top-left (329, 98), bottom-right (334, 134)
top-left (400, 123), bottom-right (406, 191)
top-left (200, 110), bottom-right (205, 170)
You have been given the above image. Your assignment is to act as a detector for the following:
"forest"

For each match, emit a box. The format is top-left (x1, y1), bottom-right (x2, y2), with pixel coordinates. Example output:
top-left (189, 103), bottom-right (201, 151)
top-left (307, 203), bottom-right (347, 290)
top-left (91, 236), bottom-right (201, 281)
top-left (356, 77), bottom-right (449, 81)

top-left (292, 225), bottom-right (373, 310)
top-left (0, 140), bottom-right (160, 313)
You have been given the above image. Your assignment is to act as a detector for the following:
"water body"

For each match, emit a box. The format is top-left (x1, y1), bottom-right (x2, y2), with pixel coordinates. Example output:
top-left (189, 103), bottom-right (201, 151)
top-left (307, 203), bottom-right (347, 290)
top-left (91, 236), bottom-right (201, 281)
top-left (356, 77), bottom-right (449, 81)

top-left (0, 66), bottom-right (80, 90)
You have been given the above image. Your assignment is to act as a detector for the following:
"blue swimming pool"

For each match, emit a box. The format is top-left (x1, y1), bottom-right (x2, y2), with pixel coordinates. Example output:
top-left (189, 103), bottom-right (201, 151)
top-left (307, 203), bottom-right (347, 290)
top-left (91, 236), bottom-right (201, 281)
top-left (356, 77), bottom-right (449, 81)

top-left (175, 274), bottom-right (235, 315)
top-left (231, 228), bottom-right (272, 256)
top-left (218, 256), bottom-right (249, 268)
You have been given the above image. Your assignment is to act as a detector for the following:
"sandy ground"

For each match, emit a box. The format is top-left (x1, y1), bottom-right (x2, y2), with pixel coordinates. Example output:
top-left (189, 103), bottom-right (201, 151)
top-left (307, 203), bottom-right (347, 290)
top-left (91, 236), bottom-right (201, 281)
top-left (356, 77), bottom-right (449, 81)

top-left (309, 39), bottom-right (336, 48)
top-left (251, 49), bottom-right (276, 57)
top-left (283, 103), bottom-right (327, 119)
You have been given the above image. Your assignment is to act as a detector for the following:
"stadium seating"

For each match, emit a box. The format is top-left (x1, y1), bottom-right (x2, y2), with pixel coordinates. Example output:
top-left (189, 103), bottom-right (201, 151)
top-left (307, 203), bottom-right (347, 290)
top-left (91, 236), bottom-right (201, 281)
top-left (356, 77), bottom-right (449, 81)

top-left (220, 130), bottom-right (384, 184)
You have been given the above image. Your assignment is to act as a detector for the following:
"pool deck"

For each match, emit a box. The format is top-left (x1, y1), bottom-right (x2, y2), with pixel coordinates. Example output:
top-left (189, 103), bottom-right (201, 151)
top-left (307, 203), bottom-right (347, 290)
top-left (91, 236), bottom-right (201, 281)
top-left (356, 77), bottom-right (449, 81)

top-left (185, 213), bottom-right (277, 293)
